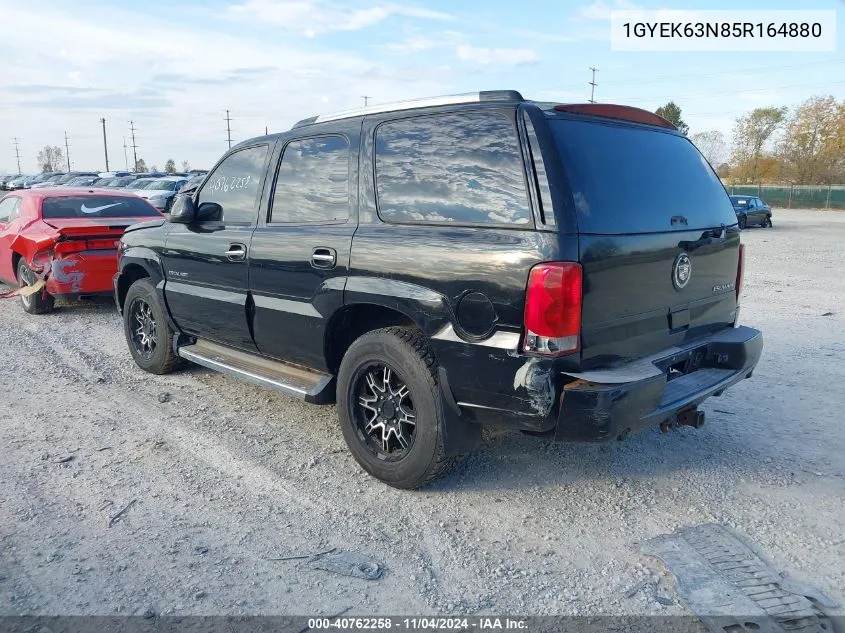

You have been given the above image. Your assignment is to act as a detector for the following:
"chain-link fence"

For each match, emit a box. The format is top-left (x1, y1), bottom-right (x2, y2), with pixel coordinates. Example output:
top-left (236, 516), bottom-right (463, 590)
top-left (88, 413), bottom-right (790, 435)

top-left (725, 184), bottom-right (845, 209)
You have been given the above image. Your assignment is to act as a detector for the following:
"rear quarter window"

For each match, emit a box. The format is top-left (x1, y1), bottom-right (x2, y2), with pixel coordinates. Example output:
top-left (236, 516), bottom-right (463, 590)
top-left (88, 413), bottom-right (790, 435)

top-left (41, 196), bottom-right (160, 219)
top-left (550, 118), bottom-right (736, 234)
top-left (375, 110), bottom-right (532, 226)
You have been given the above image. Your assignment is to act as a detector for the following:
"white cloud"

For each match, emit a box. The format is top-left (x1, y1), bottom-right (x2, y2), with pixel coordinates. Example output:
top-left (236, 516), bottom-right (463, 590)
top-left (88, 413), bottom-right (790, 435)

top-left (0, 3), bottom-right (460, 172)
top-left (228, 0), bottom-right (453, 36)
top-left (455, 45), bottom-right (536, 66)
top-left (579, 0), bottom-right (641, 21)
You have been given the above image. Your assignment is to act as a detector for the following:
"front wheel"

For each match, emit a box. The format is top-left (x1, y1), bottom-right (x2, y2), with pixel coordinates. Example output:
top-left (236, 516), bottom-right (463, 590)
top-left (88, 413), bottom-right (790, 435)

top-left (123, 278), bottom-right (181, 374)
top-left (762, 215), bottom-right (772, 227)
top-left (337, 327), bottom-right (460, 489)
top-left (738, 215), bottom-right (747, 230)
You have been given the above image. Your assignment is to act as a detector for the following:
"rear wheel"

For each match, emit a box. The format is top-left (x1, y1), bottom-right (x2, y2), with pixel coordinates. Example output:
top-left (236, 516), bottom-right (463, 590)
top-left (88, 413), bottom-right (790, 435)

top-left (17, 259), bottom-right (54, 315)
top-left (123, 278), bottom-right (181, 374)
top-left (337, 327), bottom-right (459, 489)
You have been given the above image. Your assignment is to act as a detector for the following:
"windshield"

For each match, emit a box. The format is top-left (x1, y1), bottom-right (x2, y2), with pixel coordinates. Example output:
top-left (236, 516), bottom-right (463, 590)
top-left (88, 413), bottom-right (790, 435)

top-left (145, 179), bottom-right (181, 191)
top-left (131, 180), bottom-right (156, 190)
top-left (93, 178), bottom-right (114, 187)
top-left (549, 117), bottom-right (736, 233)
top-left (106, 176), bottom-right (136, 188)
top-left (55, 174), bottom-right (78, 184)
top-left (41, 195), bottom-right (161, 219)
top-left (66, 177), bottom-right (97, 186)
top-left (730, 196), bottom-right (750, 207)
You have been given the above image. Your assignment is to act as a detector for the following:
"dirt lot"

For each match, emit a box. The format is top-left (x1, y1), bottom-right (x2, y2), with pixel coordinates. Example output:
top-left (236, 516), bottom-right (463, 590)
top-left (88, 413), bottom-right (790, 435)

top-left (1, 208), bottom-right (843, 619)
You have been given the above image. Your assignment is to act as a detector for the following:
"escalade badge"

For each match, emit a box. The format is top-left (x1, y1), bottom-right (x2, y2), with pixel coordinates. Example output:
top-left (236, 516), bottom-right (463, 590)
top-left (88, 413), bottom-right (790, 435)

top-left (672, 252), bottom-right (692, 290)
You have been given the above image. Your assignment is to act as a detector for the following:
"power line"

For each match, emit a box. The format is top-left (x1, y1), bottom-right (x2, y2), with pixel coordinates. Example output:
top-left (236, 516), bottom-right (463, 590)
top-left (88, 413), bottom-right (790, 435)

top-left (64, 132), bottom-right (71, 172)
top-left (589, 67), bottom-right (598, 104)
top-left (100, 118), bottom-right (110, 172)
top-left (611, 78), bottom-right (845, 104)
top-left (128, 121), bottom-right (138, 171)
top-left (225, 109), bottom-right (232, 149)
top-left (604, 58), bottom-right (845, 87)
top-left (12, 137), bottom-right (21, 174)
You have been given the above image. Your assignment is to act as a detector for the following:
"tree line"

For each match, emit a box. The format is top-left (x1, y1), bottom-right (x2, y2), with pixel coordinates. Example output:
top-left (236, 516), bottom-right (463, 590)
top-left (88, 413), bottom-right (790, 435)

top-left (655, 96), bottom-right (845, 185)
top-left (34, 146), bottom-right (191, 175)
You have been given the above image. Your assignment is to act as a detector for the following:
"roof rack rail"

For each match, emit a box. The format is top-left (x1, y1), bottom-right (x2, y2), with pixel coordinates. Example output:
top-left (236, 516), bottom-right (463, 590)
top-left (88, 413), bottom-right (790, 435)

top-left (292, 90), bottom-right (525, 129)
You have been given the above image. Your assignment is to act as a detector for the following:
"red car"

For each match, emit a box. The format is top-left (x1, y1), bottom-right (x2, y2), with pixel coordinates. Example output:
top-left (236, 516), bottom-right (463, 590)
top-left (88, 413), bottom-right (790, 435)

top-left (0, 188), bottom-right (163, 313)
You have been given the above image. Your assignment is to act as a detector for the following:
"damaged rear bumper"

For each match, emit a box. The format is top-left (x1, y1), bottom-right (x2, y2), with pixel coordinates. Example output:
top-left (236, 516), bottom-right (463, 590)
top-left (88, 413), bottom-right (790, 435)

top-left (43, 251), bottom-right (120, 297)
top-left (555, 326), bottom-right (763, 441)
top-left (434, 325), bottom-right (762, 442)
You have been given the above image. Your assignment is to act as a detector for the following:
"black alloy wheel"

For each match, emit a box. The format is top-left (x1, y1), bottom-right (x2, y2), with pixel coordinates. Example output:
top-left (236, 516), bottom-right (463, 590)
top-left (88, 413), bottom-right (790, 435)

top-left (352, 362), bottom-right (417, 461)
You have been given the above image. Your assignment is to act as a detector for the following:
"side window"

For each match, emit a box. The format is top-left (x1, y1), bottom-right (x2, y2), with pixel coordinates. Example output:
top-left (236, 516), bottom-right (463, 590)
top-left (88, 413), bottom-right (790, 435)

top-left (375, 111), bottom-right (531, 226)
top-left (0, 197), bottom-right (18, 223)
top-left (197, 145), bottom-right (269, 225)
top-left (270, 136), bottom-right (349, 223)
top-left (522, 112), bottom-right (554, 226)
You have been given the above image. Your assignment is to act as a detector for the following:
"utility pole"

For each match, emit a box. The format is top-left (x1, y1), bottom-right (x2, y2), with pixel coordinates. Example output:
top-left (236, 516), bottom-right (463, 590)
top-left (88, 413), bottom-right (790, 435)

top-left (64, 132), bottom-right (71, 171)
top-left (12, 138), bottom-right (21, 174)
top-left (123, 137), bottom-right (129, 171)
top-left (589, 67), bottom-right (598, 103)
top-left (100, 118), bottom-right (110, 172)
top-left (265, 125), bottom-right (269, 136)
top-left (128, 121), bottom-right (138, 171)
top-left (225, 109), bottom-right (232, 149)
top-left (362, 96), bottom-right (371, 107)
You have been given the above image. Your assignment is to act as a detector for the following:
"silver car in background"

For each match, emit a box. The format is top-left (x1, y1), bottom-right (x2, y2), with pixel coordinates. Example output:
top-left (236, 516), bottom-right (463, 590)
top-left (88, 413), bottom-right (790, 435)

top-left (131, 176), bottom-right (188, 212)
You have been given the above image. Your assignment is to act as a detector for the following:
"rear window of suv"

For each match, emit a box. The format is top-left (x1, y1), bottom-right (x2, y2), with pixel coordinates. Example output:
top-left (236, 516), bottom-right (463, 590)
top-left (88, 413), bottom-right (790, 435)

top-left (549, 118), bottom-right (736, 234)
top-left (42, 195), bottom-right (160, 218)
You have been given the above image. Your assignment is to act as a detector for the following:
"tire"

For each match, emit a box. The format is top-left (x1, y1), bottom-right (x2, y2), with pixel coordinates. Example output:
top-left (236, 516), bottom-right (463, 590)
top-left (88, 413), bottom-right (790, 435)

top-left (164, 196), bottom-right (173, 214)
top-left (337, 327), bottom-right (460, 489)
top-left (123, 278), bottom-right (181, 374)
top-left (763, 216), bottom-right (772, 227)
top-left (738, 215), bottom-right (747, 230)
top-left (17, 259), bottom-right (54, 314)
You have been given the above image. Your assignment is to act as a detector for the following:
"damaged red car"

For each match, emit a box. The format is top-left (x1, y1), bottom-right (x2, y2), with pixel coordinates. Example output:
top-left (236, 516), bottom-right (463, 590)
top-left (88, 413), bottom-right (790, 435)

top-left (0, 189), bottom-right (162, 313)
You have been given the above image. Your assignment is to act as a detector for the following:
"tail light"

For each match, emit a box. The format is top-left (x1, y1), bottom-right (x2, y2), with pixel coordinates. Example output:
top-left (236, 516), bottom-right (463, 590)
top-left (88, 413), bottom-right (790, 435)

top-left (736, 244), bottom-right (745, 302)
top-left (523, 262), bottom-right (582, 356)
top-left (54, 241), bottom-right (87, 257)
top-left (53, 238), bottom-right (120, 258)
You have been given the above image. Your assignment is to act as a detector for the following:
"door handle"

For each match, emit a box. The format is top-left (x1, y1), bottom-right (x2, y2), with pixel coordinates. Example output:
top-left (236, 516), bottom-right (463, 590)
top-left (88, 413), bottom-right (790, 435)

top-left (311, 247), bottom-right (336, 269)
top-left (225, 243), bottom-right (247, 261)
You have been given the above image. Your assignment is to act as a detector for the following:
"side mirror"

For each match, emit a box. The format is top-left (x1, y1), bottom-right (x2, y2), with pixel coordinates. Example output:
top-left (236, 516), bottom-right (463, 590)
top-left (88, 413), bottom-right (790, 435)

top-left (168, 195), bottom-right (196, 223)
top-left (196, 202), bottom-right (223, 223)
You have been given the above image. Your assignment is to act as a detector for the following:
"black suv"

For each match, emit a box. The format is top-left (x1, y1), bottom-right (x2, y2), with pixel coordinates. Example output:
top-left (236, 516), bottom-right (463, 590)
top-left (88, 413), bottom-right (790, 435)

top-left (114, 90), bottom-right (762, 488)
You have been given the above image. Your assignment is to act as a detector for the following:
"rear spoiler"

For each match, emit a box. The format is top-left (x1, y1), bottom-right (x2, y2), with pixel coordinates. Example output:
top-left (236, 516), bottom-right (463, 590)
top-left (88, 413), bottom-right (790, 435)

top-left (553, 104), bottom-right (677, 130)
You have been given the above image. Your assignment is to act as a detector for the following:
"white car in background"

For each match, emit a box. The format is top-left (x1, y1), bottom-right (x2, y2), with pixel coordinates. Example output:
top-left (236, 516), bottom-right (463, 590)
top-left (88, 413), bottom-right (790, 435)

top-left (131, 176), bottom-right (188, 212)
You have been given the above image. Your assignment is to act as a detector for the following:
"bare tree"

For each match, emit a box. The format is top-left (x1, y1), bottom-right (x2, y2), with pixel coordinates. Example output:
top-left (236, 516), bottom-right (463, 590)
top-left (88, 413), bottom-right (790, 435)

top-left (164, 158), bottom-right (176, 174)
top-left (36, 145), bottom-right (65, 172)
top-left (134, 158), bottom-right (148, 173)
top-left (690, 130), bottom-right (727, 167)
top-left (181, 160), bottom-right (191, 172)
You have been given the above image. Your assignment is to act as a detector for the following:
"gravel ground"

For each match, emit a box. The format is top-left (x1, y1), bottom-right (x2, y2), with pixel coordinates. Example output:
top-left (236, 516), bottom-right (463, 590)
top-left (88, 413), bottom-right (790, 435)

top-left (0, 208), bottom-right (843, 619)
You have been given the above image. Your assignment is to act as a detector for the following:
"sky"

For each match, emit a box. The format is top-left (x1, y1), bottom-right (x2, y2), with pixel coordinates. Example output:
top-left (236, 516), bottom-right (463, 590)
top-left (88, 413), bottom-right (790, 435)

top-left (0, 0), bottom-right (842, 173)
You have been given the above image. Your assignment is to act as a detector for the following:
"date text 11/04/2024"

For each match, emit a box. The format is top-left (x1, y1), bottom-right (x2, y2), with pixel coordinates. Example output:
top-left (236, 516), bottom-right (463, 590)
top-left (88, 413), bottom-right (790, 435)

top-left (307, 617), bottom-right (529, 630)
